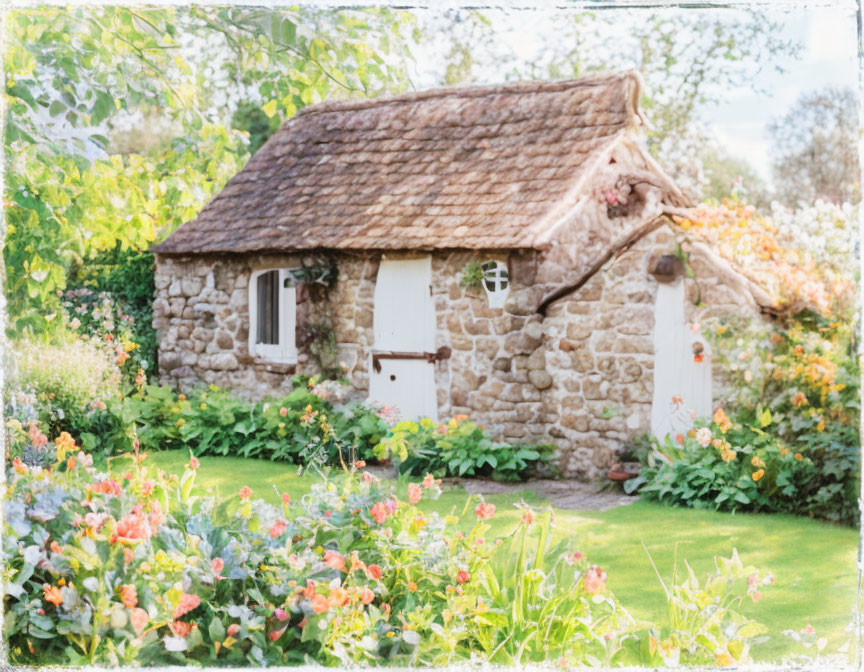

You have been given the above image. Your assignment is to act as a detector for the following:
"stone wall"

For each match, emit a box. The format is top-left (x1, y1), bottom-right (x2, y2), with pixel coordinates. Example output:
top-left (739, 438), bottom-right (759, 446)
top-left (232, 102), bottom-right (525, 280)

top-left (540, 223), bottom-right (762, 478)
top-left (153, 227), bottom-right (762, 478)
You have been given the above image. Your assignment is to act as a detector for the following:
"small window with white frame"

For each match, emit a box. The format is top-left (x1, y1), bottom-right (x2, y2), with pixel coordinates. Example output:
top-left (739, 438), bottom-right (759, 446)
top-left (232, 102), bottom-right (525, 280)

top-left (481, 260), bottom-right (509, 308)
top-left (248, 268), bottom-right (298, 363)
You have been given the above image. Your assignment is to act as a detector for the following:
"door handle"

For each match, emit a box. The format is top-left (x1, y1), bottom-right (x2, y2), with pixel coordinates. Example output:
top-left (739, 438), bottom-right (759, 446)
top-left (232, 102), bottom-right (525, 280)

top-left (372, 346), bottom-right (452, 373)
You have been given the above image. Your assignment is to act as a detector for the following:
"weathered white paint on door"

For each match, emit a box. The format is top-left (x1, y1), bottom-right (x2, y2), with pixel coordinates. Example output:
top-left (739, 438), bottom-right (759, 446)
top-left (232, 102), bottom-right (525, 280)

top-left (650, 278), bottom-right (712, 440)
top-left (369, 256), bottom-right (438, 421)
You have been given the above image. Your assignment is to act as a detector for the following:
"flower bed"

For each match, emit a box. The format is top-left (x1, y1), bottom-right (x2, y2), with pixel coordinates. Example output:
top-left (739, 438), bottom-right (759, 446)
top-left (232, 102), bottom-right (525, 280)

top-left (3, 425), bottom-right (773, 667)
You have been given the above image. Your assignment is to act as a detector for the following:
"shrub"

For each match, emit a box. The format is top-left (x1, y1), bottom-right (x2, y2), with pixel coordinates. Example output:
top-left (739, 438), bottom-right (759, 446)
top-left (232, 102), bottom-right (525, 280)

top-left (374, 416), bottom-right (553, 481)
top-left (125, 382), bottom-right (391, 468)
top-left (64, 246), bottom-right (157, 382)
top-left (10, 339), bottom-right (126, 448)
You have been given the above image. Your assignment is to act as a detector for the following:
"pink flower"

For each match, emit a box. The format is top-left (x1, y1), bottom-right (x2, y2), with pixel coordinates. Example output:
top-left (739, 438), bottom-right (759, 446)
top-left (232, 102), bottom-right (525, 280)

top-left (694, 427), bottom-right (712, 447)
top-left (565, 551), bottom-right (584, 565)
top-left (422, 473), bottom-right (436, 489)
top-left (173, 593), bottom-right (201, 619)
top-left (274, 608), bottom-right (289, 621)
top-left (474, 502), bottom-right (496, 520)
top-left (750, 590), bottom-right (762, 603)
top-left (360, 587), bottom-right (375, 605)
top-left (804, 624), bottom-right (815, 635)
top-left (269, 520), bottom-right (287, 538)
top-left (408, 483), bottom-right (422, 505)
top-left (583, 566), bottom-right (607, 594)
top-left (212, 557), bottom-right (225, 577)
top-left (227, 623), bottom-right (240, 637)
top-left (366, 564), bottom-right (382, 580)
top-left (239, 485), bottom-right (253, 499)
top-left (110, 512), bottom-right (151, 545)
top-left (281, 493), bottom-right (291, 504)
top-left (130, 607), bottom-right (149, 636)
top-left (188, 457), bottom-right (200, 470)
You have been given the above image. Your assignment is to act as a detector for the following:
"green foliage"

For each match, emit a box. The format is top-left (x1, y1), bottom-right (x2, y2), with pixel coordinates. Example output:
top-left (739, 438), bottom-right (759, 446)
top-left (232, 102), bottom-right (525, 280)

top-left (459, 261), bottom-right (486, 290)
top-left (617, 547), bottom-right (773, 667)
top-left (231, 101), bottom-right (280, 155)
top-left (9, 339), bottom-right (125, 444)
top-left (375, 417), bottom-right (552, 481)
top-left (64, 246), bottom-right (158, 378)
top-left (123, 383), bottom-right (389, 468)
top-left (3, 436), bottom-right (639, 667)
top-left (5, 6), bottom-right (416, 335)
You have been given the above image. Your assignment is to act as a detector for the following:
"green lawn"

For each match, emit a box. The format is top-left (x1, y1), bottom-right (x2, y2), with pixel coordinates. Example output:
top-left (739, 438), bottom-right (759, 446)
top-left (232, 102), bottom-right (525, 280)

top-left (124, 450), bottom-right (858, 663)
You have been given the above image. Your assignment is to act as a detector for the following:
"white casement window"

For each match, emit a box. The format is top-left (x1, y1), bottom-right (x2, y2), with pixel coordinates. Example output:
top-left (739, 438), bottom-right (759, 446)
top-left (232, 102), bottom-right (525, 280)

top-left (481, 260), bottom-right (510, 308)
top-left (248, 269), bottom-right (298, 363)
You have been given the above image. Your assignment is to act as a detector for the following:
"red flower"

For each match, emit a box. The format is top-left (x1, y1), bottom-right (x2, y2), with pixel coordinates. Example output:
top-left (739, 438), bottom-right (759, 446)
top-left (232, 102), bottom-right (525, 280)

top-left (456, 570), bottom-right (470, 584)
top-left (119, 584), bottom-right (138, 609)
top-left (366, 564), bottom-right (383, 580)
top-left (474, 502), bottom-right (496, 520)
top-left (173, 593), bottom-right (201, 619)
top-left (693, 353), bottom-right (705, 363)
top-left (239, 485), bottom-right (253, 499)
top-left (281, 493), bottom-right (291, 505)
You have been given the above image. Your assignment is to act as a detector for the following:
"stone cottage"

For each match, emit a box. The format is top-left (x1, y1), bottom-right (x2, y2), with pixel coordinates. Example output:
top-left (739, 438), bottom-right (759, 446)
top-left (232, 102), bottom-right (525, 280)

top-left (151, 70), bottom-right (777, 478)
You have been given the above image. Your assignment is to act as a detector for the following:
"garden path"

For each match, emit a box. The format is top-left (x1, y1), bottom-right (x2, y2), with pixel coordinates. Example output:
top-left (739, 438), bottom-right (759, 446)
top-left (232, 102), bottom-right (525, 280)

top-left (366, 465), bottom-right (638, 511)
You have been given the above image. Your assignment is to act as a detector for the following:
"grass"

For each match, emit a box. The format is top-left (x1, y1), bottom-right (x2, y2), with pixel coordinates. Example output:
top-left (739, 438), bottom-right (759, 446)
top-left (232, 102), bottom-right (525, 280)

top-left (129, 450), bottom-right (859, 663)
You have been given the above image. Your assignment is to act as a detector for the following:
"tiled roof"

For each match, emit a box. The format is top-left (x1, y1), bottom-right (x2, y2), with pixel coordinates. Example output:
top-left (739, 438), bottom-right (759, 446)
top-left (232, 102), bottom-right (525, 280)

top-left (152, 71), bottom-right (652, 254)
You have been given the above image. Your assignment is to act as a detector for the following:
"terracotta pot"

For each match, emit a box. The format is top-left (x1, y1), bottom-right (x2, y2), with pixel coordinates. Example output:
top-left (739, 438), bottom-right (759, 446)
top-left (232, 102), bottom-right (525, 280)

top-left (607, 462), bottom-right (640, 481)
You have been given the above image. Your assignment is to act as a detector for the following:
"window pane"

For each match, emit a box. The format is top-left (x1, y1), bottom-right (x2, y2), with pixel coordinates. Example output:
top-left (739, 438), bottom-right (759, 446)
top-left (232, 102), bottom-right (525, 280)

top-left (256, 271), bottom-right (280, 344)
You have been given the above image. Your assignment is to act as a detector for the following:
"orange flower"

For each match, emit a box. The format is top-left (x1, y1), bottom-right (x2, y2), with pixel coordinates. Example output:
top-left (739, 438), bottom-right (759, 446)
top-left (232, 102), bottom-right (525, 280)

top-left (328, 587), bottom-right (349, 607)
top-left (751, 456), bottom-right (765, 468)
top-left (311, 595), bottom-right (330, 614)
top-left (366, 564), bottom-right (383, 580)
top-left (369, 502), bottom-right (388, 524)
top-left (408, 483), bottom-right (422, 505)
top-left (116, 349), bottom-right (130, 365)
top-left (281, 492), bottom-right (291, 505)
top-left (212, 557), bottom-right (225, 577)
top-left (791, 392), bottom-right (808, 407)
top-left (752, 469), bottom-right (765, 482)
top-left (422, 473), bottom-right (436, 489)
top-left (43, 584), bottom-right (63, 606)
top-left (360, 587), bottom-right (375, 605)
top-left (456, 570), bottom-right (470, 584)
top-left (302, 580), bottom-right (316, 599)
top-left (279, 407), bottom-right (288, 417)
top-left (169, 620), bottom-right (194, 638)
top-left (713, 407), bottom-right (730, 426)
top-left (323, 550), bottom-right (345, 572)
top-left (583, 566), bottom-right (607, 594)
top-left (693, 353), bottom-right (704, 363)
top-left (119, 584), bottom-right (138, 609)
top-left (238, 485), bottom-right (253, 499)
top-left (794, 452), bottom-right (803, 461)
top-left (50, 541), bottom-right (62, 554)
top-left (227, 624), bottom-right (240, 637)
top-left (407, 581), bottom-right (417, 592)
top-left (675, 433), bottom-right (685, 445)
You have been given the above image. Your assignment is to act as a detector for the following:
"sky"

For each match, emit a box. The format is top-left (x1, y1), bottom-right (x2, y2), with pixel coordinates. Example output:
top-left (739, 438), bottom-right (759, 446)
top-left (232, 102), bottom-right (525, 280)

top-left (706, 4), bottom-right (858, 182)
top-left (411, 3), bottom-right (860, 187)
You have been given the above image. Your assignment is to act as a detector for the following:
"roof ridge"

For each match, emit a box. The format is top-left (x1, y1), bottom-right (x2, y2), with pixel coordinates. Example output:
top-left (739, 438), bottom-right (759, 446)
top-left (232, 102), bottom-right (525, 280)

top-left (293, 69), bottom-right (642, 120)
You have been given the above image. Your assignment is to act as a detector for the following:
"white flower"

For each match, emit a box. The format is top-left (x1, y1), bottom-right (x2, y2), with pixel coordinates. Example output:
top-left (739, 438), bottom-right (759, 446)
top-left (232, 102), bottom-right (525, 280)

top-left (695, 427), bottom-right (713, 447)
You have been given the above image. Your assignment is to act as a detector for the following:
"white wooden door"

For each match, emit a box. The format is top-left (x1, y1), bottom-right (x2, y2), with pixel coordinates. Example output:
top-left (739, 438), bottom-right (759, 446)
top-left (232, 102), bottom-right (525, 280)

top-left (369, 256), bottom-right (438, 421)
top-left (650, 278), bottom-right (712, 440)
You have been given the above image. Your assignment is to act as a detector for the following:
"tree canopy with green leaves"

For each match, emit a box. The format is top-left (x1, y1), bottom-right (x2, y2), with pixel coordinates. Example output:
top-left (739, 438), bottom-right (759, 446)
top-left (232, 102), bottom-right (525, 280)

top-left (4, 6), bottom-right (416, 334)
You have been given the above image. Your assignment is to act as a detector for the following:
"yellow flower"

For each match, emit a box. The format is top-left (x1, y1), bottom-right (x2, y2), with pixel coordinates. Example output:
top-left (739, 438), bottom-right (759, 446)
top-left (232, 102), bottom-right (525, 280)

top-left (752, 469), bottom-right (765, 482)
top-left (715, 652), bottom-right (734, 666)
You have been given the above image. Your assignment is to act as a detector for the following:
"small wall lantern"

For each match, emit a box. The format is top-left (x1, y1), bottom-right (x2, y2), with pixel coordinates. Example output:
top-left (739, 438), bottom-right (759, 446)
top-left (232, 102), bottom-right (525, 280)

top-left (651, 254), bottom-right (684, 283)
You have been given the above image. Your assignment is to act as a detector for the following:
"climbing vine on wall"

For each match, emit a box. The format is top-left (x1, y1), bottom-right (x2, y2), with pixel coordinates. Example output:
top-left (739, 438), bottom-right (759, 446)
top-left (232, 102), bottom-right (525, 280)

top-left (289, 258), bottom-right (343, 380)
